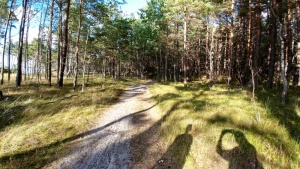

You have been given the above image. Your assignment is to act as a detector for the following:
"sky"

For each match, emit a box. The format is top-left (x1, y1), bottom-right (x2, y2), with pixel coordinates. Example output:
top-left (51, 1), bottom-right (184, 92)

top-left (121, 0), bottom-right (147, 17)
top-left (0, 0), bottom-right (148, 67)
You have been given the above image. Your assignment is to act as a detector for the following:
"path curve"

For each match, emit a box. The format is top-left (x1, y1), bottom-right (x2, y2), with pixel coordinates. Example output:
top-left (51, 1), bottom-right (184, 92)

top-left (45, 81), bottom-right (156, 169)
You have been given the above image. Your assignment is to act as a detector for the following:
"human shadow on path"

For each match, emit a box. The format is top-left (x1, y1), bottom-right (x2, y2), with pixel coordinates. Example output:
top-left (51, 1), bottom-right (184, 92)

top-left (216, 129), bottom-right (263, 169)
top-left (152, 124), bottom-right (193, 169)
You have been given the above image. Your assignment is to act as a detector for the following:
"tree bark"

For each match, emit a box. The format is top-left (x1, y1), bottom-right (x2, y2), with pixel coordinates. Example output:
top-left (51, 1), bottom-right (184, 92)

top-left (267, 0), bottom-right (277, 89)
top-left (294, 1), bottom-right (300, 86)
top-left (58, 0), bottom-right (71, 88)
top-left (251, 0), bottom-right (261, 97)
top-left (1, 0), bottom-right (14, 85)
top-left (183, 5), bottom-right (187, 88)
top-left (8, 20), bottom-right (12, 82)
top-left (73, 0), bottom-right (83, 90)
top-left (57, 1), bottom-right (62, 87)
top-left (228, 0), bottom-right (235, 86)
top-left (47, 0), bottom-right (54, 87)
top-left (285, 0), bottom-right (293, 85)
top-left (82, 28), bottom-right (90, 92)
top-left (25, 3), bottom-right (30, 80)
top-left (16, 0), bottom-right (28, 87)
top-left (247, 0), bottom-right (253, 87)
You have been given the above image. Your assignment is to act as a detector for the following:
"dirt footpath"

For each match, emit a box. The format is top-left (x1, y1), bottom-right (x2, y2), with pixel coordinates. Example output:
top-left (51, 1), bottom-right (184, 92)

top-left (45, 81), bottom-right (163, 169)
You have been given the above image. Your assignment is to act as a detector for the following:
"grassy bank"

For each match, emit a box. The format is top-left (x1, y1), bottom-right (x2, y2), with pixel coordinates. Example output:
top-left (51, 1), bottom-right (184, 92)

top-left (149, 82), bottom-right (300, 169)
top-left (0, 78), bottom-right (133, 168)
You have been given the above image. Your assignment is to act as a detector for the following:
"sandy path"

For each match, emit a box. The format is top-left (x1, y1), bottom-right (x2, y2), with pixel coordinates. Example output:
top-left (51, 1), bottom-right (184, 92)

top-left (45, 81), bottom-right (157, 169)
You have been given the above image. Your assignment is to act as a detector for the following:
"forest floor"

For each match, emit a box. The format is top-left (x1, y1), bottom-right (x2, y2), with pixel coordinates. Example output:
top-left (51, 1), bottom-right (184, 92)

top-left (1, 78), bottom-right (299, 168)
top-left (44, 80), bottom-right (166, 169)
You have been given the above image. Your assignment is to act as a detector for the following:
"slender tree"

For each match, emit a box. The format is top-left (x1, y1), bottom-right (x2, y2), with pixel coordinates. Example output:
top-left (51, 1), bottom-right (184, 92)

top-left (1, 0), bottom-right (14, 84)
top-left (58, 0), bottom-right (71, 87)
top-left (47, 0), bottom-right (54, 86)
top-left (16, 0), bottom-right (28, 87)
top-left (73, 0), bottom-right (83, 90)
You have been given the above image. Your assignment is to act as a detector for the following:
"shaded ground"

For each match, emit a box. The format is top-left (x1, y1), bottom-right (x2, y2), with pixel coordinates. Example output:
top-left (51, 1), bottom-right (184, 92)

top-left (44, 80), bottom-right (163, 169)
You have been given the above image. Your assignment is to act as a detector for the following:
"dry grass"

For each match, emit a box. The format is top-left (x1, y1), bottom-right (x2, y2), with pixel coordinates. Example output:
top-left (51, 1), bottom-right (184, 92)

top-left (149, 82), bottom-right (300, 169)
top-left (0, 76), bottom-right (135, 168)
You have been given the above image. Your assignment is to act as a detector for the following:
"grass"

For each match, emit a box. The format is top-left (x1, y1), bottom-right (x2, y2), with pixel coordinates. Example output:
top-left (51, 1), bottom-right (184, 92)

top-left (0, 76), bottom-right (136, 168)
top-left (149, 82), bottom-right (300, 169)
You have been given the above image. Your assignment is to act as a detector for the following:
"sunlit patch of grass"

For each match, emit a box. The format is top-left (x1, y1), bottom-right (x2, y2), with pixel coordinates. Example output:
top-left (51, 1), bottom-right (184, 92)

top-left (150, 82), bottom-right (300, 169)
top-left (0, 77), bottom-right (135, 168)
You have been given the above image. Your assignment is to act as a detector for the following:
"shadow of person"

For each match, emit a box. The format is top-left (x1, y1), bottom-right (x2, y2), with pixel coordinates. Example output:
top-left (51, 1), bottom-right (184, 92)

top-left (216, 129), bottom-right (263, 169)
top-left (152, 124), bottom-right (193, 169)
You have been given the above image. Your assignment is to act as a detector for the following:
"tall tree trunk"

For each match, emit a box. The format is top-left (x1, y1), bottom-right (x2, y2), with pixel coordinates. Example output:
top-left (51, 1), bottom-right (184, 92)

top-left (183, 5), bottom-right (188, 87)
top-left (267, 0), bottom-right (277, 89)
top-left (1, 0), bottom-right (14, 84)
top-left (279, 22), bottom-right (288, 104)
top-left (36, 3), bottom-right (46, 81)
top-left (58, 0), bottom-right (71, 87)
top-left (8, 20), bottom-right (12, 82)
top-left (73, 0), bottom-right (83, 90)
top-left (285, 0), bottom-right (293, 85)
top-left (270, 3), bottom-right (288, 103)
top-left (228, 0), bottom-right (235, 86)
top-left (47, 0), bottom-right (54, 87)
top-left (57, 1), bottom-right (62, 87)
top-left (209, 24), bottom-right (216, 82)
top-left (165, 36), bottom-right (168, 82)
top-left (205, 18), bottom-right (209, 78)
top-left (82, 28), bottom-right (90, 92)
top-left (294, 1), bottom-right (300, 86)
top-left (16, 0), bottom-right (28, 87)
top-left (252, 0), bottom-right (261, 95)
top-left (247, 0), bottom-right (253, 88)
top-left (25, 3), bottom-right (30, 80)
top-left (118, 56), bottom-right (121, 79)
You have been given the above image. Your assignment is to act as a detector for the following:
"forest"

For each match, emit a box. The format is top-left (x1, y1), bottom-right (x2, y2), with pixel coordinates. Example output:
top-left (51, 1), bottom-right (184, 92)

top-left (0, 0), bottom-right (300, 168)
top-left (0, 0), bottom-right (298, 100)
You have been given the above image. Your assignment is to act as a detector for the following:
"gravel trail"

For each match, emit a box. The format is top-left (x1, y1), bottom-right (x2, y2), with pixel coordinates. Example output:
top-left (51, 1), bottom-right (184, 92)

top-left (45, 81), bottom-right (156, 169)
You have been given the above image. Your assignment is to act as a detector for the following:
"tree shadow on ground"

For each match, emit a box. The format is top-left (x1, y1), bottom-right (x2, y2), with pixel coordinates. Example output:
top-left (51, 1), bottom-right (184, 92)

top-left (0, 83), bottom-right (127, 132)
top-left (255, 87), bottom-right (300, 142)
top-left (131, 88), bottom-right (208, 168)
top-left (152, 124), bottom-right (193, 169)
top-left (0, 105), bottom-right (25, 131)
top-left (0, 104), bottom-right (156, 168)
top-left (216, 129), bottom-right (263, 169)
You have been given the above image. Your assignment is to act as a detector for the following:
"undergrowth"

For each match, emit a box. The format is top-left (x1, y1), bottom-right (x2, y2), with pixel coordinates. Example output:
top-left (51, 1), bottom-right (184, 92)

top-left (149, 82), bottom-right (300, 169)
top-left (0, 77), bottom-right (134, 168)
